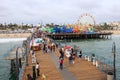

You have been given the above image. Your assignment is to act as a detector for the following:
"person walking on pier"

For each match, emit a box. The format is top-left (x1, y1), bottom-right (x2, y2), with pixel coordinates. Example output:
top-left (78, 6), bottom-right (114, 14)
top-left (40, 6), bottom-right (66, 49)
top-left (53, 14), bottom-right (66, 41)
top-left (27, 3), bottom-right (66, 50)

top-left (59, 48), bottom-right (64, 59)
top-left (32, 51), bottom-right (36, 63)
top-left (59, 58), bottom-right (63, 70)
top-left (43, 43), bottom-right (46, 53)
top-left (72, 54), bottom-right (75, 64)
top-left (27, 74), bottom-right (33, 80)
top-left (36, 62), bottom-right (40, 76)
top-left (69, 54), bottom-right (73, 64)
top-left (79, 50), bottom-right (82, 58)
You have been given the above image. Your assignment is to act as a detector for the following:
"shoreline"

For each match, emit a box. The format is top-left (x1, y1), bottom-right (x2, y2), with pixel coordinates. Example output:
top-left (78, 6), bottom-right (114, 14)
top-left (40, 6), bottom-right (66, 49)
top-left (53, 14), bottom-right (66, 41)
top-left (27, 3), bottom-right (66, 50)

top-left (0, 33), bottom-right (32, 38)
top-left (101, 30), bottom-right (120, 35)
top-left (0, 30), bottom-right (120, 38)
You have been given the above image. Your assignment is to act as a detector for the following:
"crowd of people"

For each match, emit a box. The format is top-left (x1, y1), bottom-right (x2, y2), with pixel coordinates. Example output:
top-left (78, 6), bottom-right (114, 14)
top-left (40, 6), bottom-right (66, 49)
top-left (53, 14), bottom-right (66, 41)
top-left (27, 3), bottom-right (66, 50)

top-left (58, 45), bottom-right (83, 70)
top-left (27, 30), bottom-right (84, 79)
top-left (27, 33), bottom-right (58, 80)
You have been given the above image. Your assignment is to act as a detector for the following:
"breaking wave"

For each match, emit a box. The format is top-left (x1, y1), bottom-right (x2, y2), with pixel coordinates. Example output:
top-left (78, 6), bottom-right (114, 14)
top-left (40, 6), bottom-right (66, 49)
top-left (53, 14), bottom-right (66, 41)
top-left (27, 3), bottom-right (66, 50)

top-left (0, 38), bottom-right (27, 43)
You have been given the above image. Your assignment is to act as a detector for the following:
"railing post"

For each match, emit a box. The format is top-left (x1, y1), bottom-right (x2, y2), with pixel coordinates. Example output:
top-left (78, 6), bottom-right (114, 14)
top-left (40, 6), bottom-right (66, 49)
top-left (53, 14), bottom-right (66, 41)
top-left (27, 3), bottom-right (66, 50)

top-left (16, 47), bottom-right (19, 80)
top-left (112, 42), bottom-right (116, 80)
top-left (32, 66), bottom-right (36, 80)
top-left (26, 40), bottom-right (29, 66)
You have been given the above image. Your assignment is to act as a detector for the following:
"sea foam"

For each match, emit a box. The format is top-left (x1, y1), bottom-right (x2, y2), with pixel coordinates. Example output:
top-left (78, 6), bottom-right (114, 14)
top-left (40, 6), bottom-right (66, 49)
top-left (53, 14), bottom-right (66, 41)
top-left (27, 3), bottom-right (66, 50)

top-left (0, 38), bottom-right (27, 43)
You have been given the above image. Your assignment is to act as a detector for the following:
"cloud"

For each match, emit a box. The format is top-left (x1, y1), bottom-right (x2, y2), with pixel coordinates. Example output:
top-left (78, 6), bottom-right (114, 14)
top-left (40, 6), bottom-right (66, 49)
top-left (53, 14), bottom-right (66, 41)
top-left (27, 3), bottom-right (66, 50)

top-left (0, 0), bottom-right (120, 24)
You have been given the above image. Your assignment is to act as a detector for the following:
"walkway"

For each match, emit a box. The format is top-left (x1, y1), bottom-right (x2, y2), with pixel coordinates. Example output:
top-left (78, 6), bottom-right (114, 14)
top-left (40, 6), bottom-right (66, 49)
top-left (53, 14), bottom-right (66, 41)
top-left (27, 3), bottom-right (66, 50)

top-left (49, 52), bottom-right (77, 80)
top-left (55, 48), bottom-right (107, 80)
top-left (22, 48), bottom-right (107, 80)
top-left (22, 50), bottom-right (63, 80)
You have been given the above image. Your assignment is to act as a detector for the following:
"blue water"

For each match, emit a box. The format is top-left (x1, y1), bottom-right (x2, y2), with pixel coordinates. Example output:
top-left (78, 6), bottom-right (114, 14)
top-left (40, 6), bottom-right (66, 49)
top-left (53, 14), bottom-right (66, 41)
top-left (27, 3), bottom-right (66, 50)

top-left (0, 38), bottom-right (26, 80)
top-left (65, 35), bottom-right (120, 80)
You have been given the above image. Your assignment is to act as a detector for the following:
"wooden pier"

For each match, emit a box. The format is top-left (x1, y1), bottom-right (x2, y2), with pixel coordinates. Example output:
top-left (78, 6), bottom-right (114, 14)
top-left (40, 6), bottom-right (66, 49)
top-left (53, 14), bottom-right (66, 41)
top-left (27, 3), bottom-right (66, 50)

top-left (22, 47), bottom-right (110, 80)
top-left (22, 50), bottom-right (64, 80)
top-left (20, 32), bottom-right (114, 80)
top-left (55, 48), bottom-right (108, 80)
top-left (46, 32), bottom-right (112, 40)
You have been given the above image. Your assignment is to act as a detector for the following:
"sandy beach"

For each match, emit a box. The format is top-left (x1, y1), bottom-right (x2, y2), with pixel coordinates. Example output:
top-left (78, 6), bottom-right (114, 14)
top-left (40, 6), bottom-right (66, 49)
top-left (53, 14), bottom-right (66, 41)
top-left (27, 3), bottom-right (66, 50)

top-left (0, 30), bottom-right (120, 38)
top-left (0, 33), bottom-right (32, 38)
top-left (101, 30), bottom-right (120, 35)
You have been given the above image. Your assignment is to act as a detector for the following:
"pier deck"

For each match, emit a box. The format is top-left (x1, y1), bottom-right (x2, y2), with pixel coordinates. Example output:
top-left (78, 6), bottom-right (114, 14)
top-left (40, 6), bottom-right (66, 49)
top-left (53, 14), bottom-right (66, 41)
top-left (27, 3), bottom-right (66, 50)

top-left (46, 32), bottom-right (112, 40)
top-left (22, 47), bottom-right (107, 80)
top-left (22, 50), bottom-right (63, 80)
top-left (55, 48), bottom-right (107, 80)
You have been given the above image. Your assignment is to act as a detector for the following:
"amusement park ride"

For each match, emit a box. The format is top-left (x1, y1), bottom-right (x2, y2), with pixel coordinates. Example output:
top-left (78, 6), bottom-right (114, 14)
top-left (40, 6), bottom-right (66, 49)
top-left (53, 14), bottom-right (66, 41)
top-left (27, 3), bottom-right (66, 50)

top-left (73, 13), bottom-right (96, 33)
top-left (45, 13), bottom-right (112, 40)
top-left (41, 13), bottom-right (96, 34)
top-left (30, 13), bottom-right (112, 50)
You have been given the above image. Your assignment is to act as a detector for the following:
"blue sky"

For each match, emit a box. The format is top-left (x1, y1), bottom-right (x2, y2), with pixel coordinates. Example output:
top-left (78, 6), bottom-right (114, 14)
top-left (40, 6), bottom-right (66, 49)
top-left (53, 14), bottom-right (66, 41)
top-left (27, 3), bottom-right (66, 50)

top-left (0, 0), bottom-right (120, 25)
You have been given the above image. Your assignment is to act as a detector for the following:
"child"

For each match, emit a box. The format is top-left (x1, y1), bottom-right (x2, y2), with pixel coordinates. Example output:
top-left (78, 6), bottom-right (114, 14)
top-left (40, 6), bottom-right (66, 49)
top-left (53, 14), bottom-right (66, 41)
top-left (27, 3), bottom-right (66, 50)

top-left (59, 58), bottom-right (63, 70)
top-left (27, 74), bottom-right (33, 80)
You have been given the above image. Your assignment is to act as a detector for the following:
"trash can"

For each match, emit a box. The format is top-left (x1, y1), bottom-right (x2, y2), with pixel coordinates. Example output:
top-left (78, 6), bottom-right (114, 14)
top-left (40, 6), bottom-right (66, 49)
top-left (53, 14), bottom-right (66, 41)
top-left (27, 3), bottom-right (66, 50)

top-left (107, 72), bottom-right (114, 80)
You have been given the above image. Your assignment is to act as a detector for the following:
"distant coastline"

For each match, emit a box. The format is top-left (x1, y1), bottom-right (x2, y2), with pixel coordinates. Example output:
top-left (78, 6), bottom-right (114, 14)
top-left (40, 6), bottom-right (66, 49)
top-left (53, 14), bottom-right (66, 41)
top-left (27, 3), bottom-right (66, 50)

top-left (101, 30), bottom-right (120, 35)
top-left (0, 30), bottom-right (120, 38)
top-left (0, 33), bottom-right (31, 38)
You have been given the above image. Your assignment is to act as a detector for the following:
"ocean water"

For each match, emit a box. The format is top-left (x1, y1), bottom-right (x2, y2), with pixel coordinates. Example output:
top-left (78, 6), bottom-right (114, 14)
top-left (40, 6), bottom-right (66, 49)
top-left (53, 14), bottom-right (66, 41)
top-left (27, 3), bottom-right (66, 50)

top-left (66, 35), bottom-right (120, 80)
top-left (0, 38), bottom-right (26, 80)
top-left (0, 36), bottom-right (120, 80)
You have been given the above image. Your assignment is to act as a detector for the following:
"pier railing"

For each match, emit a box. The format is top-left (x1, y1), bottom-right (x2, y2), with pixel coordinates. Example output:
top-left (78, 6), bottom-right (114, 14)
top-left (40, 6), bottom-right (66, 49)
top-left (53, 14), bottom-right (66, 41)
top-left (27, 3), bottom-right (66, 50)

top-left (82, 52), bottom-right (114, 74)
top-left (9, 36), bottom-right (31, 80)
top-left (55, 41), bottom-right (114, 75)
top-left (19, 36), bottom-right (31, 80)
top-left (46, 32), bottom-right (112, 40)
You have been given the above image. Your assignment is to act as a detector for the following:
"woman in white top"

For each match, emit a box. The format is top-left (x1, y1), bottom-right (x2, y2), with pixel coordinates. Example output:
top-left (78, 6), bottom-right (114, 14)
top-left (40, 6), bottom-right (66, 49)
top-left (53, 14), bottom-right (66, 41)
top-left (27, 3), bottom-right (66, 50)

top-left (36, 63), bottom-right (40, 76)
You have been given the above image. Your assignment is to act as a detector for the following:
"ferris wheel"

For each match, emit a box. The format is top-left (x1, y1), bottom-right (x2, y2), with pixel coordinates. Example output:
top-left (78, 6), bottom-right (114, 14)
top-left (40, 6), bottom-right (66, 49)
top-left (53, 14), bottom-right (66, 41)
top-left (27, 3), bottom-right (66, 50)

top-left (77, 13), bottom-right (96, 32)
top-left (78, 13), bottom-right (96, 27)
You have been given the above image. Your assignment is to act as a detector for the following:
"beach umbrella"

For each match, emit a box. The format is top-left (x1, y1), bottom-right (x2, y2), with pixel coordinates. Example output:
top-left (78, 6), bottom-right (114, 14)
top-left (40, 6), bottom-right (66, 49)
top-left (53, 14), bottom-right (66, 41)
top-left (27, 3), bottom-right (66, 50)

top-left (64, 45), bottom-right (72, 49)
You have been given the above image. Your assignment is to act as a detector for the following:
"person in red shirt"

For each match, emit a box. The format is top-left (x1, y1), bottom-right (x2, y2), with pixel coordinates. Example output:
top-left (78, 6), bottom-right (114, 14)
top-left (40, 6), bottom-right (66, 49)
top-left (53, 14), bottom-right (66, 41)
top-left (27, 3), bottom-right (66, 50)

top-left (59, 58), bottom-right (63, 70)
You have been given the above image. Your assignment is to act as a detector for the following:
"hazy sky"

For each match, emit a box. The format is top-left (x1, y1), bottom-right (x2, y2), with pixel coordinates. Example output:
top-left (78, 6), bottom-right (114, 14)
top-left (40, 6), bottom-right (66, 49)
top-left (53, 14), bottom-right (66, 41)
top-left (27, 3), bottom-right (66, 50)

top-left (0, 0), bottom-right (120, 25)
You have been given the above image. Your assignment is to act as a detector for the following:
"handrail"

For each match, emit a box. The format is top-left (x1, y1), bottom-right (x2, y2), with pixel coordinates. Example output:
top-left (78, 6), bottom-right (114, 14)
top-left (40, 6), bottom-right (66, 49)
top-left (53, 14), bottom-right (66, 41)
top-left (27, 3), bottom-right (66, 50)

top-left (19, 63), bottom-right (25, 80)
top-left (56, 42), bottom-right (114, 74)
top-left (82, 52), bottom-right (114, 73)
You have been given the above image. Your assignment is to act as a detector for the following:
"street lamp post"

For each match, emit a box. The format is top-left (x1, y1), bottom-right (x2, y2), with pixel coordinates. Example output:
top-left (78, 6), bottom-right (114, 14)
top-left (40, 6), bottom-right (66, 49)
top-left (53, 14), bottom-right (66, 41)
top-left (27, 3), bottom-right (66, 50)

top-left (26, 40), bottom-right (29, 66)
top-left (112, 42), bottom-right (116, 80)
